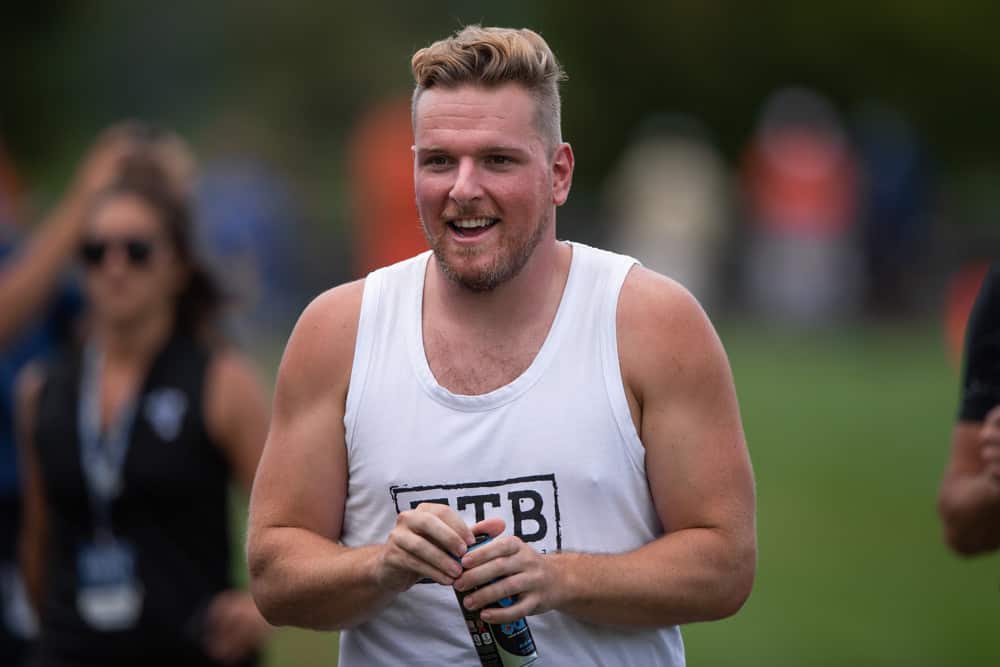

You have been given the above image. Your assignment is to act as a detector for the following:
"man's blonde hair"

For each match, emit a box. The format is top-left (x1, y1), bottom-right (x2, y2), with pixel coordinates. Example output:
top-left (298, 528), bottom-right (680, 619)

top-left (411, 25), bottom-right (567, 150)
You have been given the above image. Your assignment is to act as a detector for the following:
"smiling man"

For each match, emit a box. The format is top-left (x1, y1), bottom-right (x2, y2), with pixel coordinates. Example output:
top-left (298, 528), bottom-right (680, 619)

top-left (247, 25), bottom-right (756, 666)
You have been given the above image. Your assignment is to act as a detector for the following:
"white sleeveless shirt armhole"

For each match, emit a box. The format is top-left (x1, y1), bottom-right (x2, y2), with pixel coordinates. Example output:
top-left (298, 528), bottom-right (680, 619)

top-left (344, 268), bottom-right (384, 450)
top-left (599, 258), bottom-right (648, 476)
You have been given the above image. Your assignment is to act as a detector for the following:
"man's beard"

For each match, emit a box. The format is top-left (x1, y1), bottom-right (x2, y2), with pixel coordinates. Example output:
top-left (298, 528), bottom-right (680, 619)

top-left (421, 212), bottom-right (551, 292)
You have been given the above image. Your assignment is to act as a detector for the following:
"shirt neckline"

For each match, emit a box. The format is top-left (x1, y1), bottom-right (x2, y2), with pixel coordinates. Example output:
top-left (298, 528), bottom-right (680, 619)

top-left (407, 242), bottom-right (582, 412)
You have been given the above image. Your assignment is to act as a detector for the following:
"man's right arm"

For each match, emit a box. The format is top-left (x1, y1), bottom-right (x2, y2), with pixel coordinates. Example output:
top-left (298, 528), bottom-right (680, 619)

top-left (246, 281), bottom-right (475, 631)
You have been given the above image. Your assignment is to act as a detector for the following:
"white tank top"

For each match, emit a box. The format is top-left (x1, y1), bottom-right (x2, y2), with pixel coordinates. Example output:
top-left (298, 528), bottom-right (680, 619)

top-left (340, 242), bottom-right (686, 666)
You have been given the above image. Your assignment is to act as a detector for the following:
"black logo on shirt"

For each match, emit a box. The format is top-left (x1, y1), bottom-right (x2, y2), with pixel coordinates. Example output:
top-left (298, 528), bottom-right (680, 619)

top-left (390, 474), bottom-right (562, 553)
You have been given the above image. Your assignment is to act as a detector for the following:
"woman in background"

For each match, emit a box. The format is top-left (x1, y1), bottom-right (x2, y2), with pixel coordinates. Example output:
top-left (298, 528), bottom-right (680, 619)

top-left (16, 160), bottom-right (271, 666)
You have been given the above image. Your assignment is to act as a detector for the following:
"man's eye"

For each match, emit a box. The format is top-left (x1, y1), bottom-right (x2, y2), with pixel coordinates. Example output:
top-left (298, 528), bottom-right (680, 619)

top-left (424, 155), bottom-right (451, 167)
top-left (487, 155), bottom-right (513, 166)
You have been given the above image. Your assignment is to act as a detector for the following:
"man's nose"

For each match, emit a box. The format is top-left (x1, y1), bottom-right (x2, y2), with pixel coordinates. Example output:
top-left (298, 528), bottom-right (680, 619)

top-left (449, 159), bottom-right (483, 204)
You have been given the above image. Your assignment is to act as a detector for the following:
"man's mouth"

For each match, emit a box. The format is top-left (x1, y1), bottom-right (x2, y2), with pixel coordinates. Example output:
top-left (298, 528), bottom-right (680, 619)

top-left (447, 217), bottom-right (500, 237)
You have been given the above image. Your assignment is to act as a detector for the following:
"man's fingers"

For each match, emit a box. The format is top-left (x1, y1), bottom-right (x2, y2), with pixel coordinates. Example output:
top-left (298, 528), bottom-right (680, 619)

top-left (462, 573), bottom-right (532, 619)
top-left (456, 551), bottom-right (518, 592)
top-left (412, 502), bottom-right (476, 549)
top-left (470, 517), bottom-right (506, 541)
top-left (479, 592), bottom-right (538, 625)
top-left (461, 533), bottom-right (519, 570)
top-left (401, 505), bottom-right (470, 557)
top-left (386, 540), bottom-right (461, 586)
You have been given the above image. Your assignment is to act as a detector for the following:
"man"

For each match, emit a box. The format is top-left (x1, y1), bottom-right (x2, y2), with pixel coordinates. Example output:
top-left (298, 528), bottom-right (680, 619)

top-left (939, 264), bottom-right (1000, 555)
top-left (247, 25), bottom-right (756, 665)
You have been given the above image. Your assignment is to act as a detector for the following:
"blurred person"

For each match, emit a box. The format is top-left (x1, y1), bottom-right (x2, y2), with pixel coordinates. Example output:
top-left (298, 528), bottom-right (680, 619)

top-left (16, 164), bottom-right (271, 666)
top-left (944, 262), bottom-right (991, 367)
top-left (0, 136), bottom-right (51, 666)
top-left (938, 263), bottom-right (1000, 556)
top-left (0, 122), bottom-right (196, 348)
top-left (348, 97), bottom-right (427, 277)
top-left (852, 102), bottom-right (934, 318)
top-left (196, 150), bottom-right (305, 345)
top-left (741, 87), bottom-right (862, 326)
top-left (0, 123), bottom-right (195, 664)
top-left (605, 114), bottom-right (731, 312)
top-left (247, 25), bottom-right (756, 666)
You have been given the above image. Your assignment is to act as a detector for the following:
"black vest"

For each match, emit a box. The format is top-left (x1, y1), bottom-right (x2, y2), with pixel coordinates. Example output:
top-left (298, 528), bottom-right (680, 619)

top-left (33, 334), bottom-right (248, 666)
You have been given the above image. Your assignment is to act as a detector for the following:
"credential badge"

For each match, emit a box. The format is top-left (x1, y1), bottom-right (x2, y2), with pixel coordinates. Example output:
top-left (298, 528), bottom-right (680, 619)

top-left (144, 388), bottom-right (188, 442)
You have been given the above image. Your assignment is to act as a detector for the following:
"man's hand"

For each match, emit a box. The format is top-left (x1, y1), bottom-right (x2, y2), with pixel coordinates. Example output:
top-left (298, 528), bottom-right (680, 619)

top-left (454, 526), bottom-right (561, 625)
top-left (374, 503), bottom-right (477, 592)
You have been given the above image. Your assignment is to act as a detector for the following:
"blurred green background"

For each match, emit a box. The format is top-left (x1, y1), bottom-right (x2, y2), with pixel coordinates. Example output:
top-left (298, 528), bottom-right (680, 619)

top-left (5, 2), bottom-right (1000, 664)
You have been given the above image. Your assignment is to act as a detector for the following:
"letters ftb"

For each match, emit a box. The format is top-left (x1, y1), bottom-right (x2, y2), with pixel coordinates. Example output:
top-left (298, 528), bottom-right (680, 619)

top-left (390, 474), bottom-right (562, 553)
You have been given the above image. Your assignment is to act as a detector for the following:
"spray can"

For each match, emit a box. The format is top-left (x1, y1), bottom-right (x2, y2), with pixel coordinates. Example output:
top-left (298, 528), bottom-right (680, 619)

top-left (455, 534), bottom-right (539, 666)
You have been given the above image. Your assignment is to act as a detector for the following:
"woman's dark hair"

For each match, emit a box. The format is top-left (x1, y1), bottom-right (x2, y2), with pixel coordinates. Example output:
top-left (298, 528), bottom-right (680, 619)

top-left (90, 157), bottom-right (226, 337)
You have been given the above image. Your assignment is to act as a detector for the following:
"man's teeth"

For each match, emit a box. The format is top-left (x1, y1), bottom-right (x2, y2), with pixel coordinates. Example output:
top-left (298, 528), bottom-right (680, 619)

top-left (452, 218), bottom-right (495, 229)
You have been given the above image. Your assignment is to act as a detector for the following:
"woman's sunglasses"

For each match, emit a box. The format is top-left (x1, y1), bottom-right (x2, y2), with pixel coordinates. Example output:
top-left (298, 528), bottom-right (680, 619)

top-left (79, 238), bottom-right (155, 268)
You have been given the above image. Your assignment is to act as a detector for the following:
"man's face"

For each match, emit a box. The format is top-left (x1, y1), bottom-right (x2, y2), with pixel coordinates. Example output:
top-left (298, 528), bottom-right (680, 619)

top-left (413, 83), bottom-right (572, 291)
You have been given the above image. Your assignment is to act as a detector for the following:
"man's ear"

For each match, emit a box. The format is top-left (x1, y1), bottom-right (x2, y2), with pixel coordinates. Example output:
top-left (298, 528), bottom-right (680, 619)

top-left (551, 142), bottom-right (575, 206)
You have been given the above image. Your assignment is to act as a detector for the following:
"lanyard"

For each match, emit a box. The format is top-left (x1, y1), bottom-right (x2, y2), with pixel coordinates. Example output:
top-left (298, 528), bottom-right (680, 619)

top-left (77, 343), bottom-right (140, 538)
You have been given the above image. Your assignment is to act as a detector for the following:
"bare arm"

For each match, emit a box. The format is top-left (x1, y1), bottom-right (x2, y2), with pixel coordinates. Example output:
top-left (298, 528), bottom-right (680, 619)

top-left (458, 267), bottom-right (756, 627)
top-left (14, 364), bottom-right (48, 615)
top-left (0, 196), bottom-right (86, 347)
top-left (938, 409), bottom-right (1000, 556)
top-left (197, 350), bottom-right (274, 661)
top-left (204, 350), bottom-right (270, 492)
top-left (246, 281), bottom-right (477, 631)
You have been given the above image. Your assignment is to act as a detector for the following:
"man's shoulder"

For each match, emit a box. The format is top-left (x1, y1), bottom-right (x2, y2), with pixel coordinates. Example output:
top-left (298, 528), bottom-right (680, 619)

top-left (282, 279), bottom-right (367, 378)
top-left (617, 265), bottom-right (724, 388)
top-left (307, 279), bottom-right (367, 323)
top-left (619, 265), bottom-right (706, 330)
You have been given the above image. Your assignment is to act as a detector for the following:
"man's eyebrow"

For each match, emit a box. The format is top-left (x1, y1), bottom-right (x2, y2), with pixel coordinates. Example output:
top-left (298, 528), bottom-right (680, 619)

top-left (479, 145), bottom-right (530, 155)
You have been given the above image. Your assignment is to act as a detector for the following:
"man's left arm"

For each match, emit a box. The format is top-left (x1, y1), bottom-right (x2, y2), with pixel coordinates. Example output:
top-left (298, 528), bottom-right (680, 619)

top-left (457, 267), bottom-right (756, 627)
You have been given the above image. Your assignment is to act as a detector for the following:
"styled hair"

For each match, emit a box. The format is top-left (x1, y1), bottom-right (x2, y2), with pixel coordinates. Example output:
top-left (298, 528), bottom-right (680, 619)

top-left (411, 25), bottom-right (567, 150)
top-left (90, 158), bottom-right (226, 337)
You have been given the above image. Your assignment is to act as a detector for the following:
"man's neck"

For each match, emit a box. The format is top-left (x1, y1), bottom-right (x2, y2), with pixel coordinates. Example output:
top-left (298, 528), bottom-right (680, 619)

top-left (426, 238), bottom-right (571, 335)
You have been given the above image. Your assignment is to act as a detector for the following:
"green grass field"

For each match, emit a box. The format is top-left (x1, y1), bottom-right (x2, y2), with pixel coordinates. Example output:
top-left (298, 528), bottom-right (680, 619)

top-left (256, 323), bottom-right (1000, 666)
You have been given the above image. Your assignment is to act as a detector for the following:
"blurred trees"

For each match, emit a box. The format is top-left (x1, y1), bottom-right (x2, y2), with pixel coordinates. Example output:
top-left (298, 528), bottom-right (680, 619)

top-left (3, 1), bottom-right (999, 219)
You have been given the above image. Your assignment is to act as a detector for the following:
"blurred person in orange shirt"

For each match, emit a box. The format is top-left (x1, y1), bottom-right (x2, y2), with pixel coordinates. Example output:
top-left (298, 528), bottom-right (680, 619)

top-left (348, 98), bottom-right (428, 277)
top-left (741, 87), bottom-right (862, 325)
